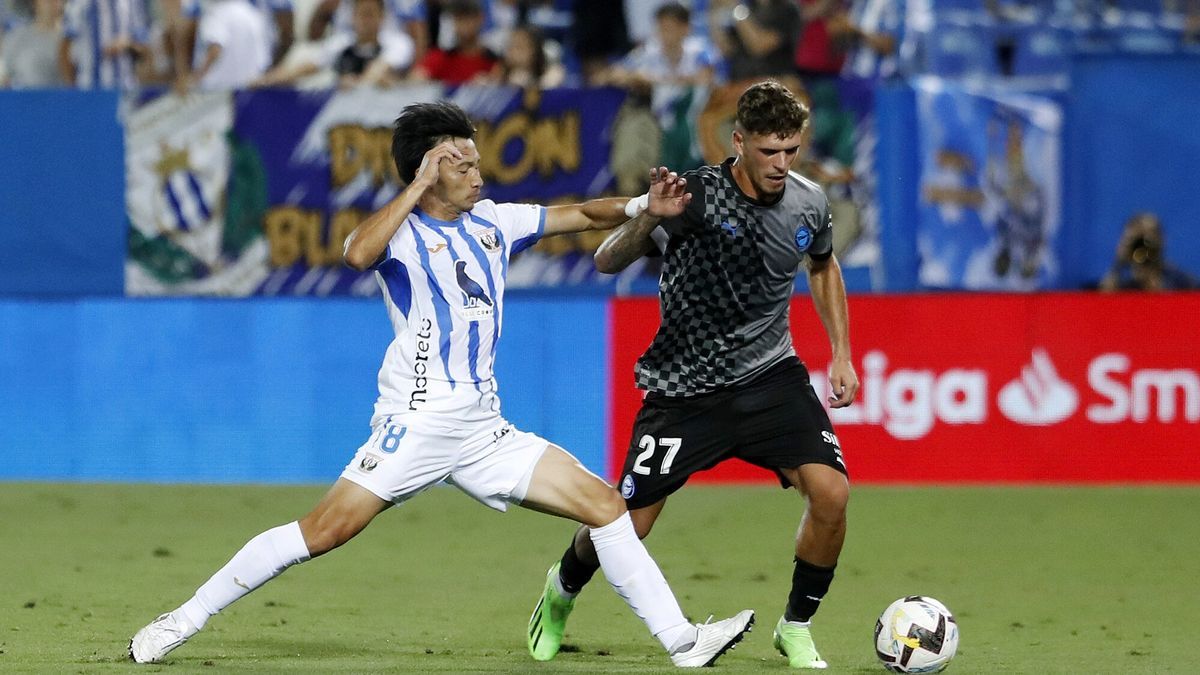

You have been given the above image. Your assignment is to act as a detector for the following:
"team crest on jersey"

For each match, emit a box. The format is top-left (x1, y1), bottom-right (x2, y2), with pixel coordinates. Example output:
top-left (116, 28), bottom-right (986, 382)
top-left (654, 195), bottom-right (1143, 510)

top-left (795, 226), bottom-right (813, 252)
top-left (474, 228), bottom-right (501, 252)
top-left (455, 260), bottom-right (494, 320)
top-left (621, 474), bottom-right (636, 499)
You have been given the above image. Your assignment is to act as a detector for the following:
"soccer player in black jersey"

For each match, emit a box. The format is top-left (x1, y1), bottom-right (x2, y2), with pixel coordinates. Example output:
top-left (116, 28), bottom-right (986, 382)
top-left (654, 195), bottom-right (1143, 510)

top-left (527, 80), bottom-right (860, 669)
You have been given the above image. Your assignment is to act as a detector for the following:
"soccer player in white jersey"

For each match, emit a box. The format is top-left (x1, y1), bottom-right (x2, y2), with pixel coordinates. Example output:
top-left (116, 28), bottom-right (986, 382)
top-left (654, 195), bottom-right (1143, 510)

top-left (129, 100), bottom-right (754, 668)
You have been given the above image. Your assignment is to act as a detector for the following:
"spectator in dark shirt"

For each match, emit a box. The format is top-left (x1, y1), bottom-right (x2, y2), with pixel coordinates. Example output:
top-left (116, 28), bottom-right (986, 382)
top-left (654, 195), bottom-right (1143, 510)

top-left (569, 0), bottom-right (629, 84)
top-left (709, 0), bottom-right (801, 80)
top-left (1099, 212), bottom-right (1197, 292)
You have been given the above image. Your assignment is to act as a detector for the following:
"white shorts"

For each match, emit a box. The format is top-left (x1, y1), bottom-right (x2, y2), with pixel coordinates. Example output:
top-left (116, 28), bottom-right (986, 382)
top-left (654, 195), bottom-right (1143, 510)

top-left (340, 419), bottom-right (549, 512)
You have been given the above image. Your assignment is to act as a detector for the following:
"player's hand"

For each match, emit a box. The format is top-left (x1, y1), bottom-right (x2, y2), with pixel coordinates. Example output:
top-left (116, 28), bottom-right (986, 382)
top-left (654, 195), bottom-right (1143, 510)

top-left (645, 166), bottom-right (691, 218)
top-left (412, 141), bottom-right (463, 190)
top-left (827, 358), bottom-right (859, 408)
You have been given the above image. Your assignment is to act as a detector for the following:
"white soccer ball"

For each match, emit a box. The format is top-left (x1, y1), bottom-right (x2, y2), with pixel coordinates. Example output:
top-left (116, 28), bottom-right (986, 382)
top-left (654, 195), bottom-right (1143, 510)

top-left (874, 596), bottom-right (959, 673)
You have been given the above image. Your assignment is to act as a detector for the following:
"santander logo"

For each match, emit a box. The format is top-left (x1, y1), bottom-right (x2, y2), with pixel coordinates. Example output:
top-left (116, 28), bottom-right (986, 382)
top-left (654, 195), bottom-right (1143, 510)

top-left (814, 348), bottom-right (1198, 440)
top-left (997, 348), bottom-right (1079, 425)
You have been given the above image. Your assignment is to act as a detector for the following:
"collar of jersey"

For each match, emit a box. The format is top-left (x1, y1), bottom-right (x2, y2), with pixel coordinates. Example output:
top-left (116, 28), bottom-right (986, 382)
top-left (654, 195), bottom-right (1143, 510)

top-left (414, 207), bottom-right (465, 228)
top-left (721, 157), bottom-right (784, 208)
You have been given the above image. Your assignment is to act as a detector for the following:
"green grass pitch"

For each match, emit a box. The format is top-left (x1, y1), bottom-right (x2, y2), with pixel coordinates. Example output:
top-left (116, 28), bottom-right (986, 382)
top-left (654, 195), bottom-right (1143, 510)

top-left (1, 482), bottom-right (1196, 673)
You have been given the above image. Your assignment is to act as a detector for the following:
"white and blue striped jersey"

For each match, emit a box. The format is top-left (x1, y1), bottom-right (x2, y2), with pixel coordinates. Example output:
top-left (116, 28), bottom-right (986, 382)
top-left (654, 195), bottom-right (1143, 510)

top-left (63, 0), bottom-right (150, 89)
top-left (371, 199), bottom-right (545, 429)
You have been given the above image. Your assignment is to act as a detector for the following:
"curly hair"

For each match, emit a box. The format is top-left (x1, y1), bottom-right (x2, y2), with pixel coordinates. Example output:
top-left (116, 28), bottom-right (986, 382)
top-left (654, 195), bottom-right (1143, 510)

top-left (391, 101), bottom-right (477, 184)
top-left (735, 80), bottom-right (809, 138)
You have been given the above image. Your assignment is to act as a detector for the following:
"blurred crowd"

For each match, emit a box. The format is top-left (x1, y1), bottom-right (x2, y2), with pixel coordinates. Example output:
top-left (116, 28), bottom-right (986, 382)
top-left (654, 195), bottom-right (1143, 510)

top-left (0, 0), bottom-right (883, 91)
top-left (1, 0), bottom-right (1196, 105)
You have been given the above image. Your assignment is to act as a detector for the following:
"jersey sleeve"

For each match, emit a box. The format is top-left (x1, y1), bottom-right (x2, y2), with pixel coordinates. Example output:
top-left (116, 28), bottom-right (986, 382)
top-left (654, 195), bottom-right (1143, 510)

top-left (491, 201), bottom-right (547, 255)
top-left (807, 191), bottom-right (834, 261)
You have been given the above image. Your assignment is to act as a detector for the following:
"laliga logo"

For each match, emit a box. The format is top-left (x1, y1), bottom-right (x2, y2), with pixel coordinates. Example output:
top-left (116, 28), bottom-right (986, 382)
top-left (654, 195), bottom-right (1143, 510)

top-left (817, 348), bottom-right (1199, 440)
top-left (822, 352), bottom-right (988, 440)
top-left (997, 348), bottom-right (1078, 425)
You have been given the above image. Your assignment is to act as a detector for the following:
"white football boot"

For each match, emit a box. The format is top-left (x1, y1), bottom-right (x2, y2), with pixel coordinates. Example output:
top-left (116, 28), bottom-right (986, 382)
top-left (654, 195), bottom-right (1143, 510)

top-left (669, 609), bottom-right (756, 667)
top-left (129, 610), bottom-right (196, 663)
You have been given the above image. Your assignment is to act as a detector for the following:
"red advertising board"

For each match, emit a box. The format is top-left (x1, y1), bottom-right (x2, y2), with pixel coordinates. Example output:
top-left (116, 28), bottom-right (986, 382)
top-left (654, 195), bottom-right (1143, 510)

top-left (609, 293), bottom-right (1200, 483)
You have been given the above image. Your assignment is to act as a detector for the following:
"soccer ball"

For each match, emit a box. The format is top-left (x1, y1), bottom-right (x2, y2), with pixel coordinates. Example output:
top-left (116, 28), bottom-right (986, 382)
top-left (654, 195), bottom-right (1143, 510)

top-left (874, 596), bottom-right (959, 673)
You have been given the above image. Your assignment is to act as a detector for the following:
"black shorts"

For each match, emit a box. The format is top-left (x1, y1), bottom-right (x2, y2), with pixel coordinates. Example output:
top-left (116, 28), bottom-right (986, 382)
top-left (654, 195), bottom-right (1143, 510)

top-left (617, 357), bottom-right (847, 509)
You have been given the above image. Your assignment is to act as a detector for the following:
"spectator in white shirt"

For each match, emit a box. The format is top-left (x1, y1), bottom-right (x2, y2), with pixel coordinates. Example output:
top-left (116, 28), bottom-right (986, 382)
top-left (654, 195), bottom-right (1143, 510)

top-left (307, 0), bottom-right (426, 63)
top-left (2, 0), bottom-right (66, 87)
top-left (187, 0), bottom-right (269, 90)
top-left (598, 2), bottom-right (717, 126)
top-left (255, 0), bottom-right (413, 89)
top-left (179, 0), bottom-right (294, 69)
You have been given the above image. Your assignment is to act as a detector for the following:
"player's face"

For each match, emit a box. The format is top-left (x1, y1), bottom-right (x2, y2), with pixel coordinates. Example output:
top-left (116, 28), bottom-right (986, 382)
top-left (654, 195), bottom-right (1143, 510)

top-left (433, 137), bottom-right (483, 213)
top-left (732, 128), bottom-right (803, 199)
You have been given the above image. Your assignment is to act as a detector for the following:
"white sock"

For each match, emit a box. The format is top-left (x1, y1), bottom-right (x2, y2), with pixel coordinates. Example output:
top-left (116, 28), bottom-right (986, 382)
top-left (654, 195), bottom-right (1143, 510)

top-left (178, 521), bottom-right (311, 632)
top-left (589, 512), bottom-right (695, 653)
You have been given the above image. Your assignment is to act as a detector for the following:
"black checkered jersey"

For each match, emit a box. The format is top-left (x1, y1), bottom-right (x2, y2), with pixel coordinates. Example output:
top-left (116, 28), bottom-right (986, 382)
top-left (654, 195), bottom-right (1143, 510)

top-left (636, 158), bottom-right (833, 397)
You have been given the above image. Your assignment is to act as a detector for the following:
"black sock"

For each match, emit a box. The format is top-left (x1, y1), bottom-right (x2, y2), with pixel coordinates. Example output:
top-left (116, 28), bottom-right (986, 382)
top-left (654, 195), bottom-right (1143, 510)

top-left (558, 540), bottom-right (600, 594)
top-left (785, 557), bottom-right (836, 623)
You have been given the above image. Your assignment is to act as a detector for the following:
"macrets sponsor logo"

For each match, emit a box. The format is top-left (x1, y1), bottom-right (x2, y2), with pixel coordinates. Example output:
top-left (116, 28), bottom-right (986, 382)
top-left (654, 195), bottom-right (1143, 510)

top-left (409, 318), bottom-right (434, 411)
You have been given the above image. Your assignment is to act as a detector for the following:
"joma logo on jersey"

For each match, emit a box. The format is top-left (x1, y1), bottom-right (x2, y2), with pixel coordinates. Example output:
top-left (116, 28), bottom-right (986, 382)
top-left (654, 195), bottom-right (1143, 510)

top-left (474, 228), bottom-right (501, 252)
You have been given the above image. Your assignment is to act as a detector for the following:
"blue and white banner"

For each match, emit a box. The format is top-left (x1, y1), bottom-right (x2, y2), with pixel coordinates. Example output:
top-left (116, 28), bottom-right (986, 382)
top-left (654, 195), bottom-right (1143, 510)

top-left (125, 85), bottom-right (627, 296)
top-left (913, 78), bottom-right (1062, 290)
top-left (125, 92), bottom-right (272, 295)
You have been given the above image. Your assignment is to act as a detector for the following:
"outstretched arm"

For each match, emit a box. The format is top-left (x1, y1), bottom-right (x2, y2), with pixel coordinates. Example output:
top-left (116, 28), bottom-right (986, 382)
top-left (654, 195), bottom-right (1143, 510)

top-left (542, 166), bottom-right (690, 239)
top-left (593, 167), bottom-right (691, 273)
top-left (342, 141), bottom-right (462, 270)
top-left (807, 253), bottom-right (860, 408)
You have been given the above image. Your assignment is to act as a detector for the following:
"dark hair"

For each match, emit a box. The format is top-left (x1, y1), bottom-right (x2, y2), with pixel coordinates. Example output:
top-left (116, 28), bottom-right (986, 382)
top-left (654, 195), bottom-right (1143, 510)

top-left (503, 24), bottom-right (548, 81)
top-left (444, 0), bottom-right (483, 16)
top-left (655, 2), bottom-right (690, 23)
top-left (392, 101), bottom-right (476, 184)
top-left (735, 80), bottom-right (809, 138)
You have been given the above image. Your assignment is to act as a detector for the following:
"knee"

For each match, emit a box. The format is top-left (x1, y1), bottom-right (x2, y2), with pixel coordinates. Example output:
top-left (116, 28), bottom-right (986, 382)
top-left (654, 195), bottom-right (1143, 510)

top-left (298, 510), bottom-right (354, 557)
top-left (810, 479), bottom-right (850, 527)
top-left (584, 488), bottom-right (627, 529)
